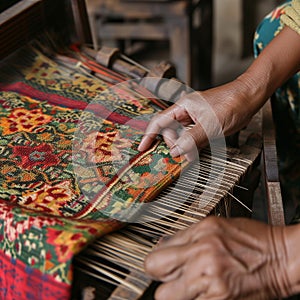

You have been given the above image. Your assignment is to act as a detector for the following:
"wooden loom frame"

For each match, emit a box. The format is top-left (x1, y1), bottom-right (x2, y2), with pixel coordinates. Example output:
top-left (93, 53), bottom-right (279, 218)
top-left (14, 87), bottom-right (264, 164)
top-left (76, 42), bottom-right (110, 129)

top-left (262, 98), bottom-right (285, 226)
top-left (0, 1), bottom-right (285, 299)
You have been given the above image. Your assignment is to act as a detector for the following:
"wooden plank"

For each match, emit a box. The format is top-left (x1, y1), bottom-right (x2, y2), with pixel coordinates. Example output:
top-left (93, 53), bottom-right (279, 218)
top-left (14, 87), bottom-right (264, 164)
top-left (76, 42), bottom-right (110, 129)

top-left (86, 0), bottom-right (187, 19)
top-left (0, 0), bottom-right (41, 25)
top-left (0, 0), bottom-right (44, 59)
top-left (99, 23), bottom-right (169, 40)
top-left (0, 0), bottom-right (92, 59)
top-left (262, 99), bottom-right (285, 226)
top-left (265, 182), bottom-right (284, 226)
top-left (70, 0), bottom-right (93, 44)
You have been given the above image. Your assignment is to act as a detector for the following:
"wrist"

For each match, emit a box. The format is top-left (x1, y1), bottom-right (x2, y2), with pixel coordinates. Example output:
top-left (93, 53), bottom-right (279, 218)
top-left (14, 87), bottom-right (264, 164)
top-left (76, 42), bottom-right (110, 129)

top-left (216, 77), bottom-right (263, 133)
top-left (234, 70), bottom-right (270, 117)
top-left (265, 224), bottom-right (300, 298)
top-left (282, 224), bottom-right (300, 296)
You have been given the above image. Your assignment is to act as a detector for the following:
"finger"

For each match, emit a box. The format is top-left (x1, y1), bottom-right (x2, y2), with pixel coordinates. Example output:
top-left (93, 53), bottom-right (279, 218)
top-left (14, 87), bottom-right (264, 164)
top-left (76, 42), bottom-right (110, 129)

top-left (155, 127), bottom-right (198, 161)
top-left (154, 266), bottom-right (183, 283)
top-left (154, 274), bottom-right (210, 300)
top-left (146, 237), bottom-right (218, 281)
top-left (187, 123), bottom-right (209, 149)
top-left (169, 123), bottom-right (208, 159)
top-left (155, 223), bottom-right (199, 250)
top-left (161, 128), bottom-right (178, 149)
top-left (138, 110), bottom-right (180, 152)
top-left (145, 244), bottom-right (190, 280)
top-left (138, 132), bottom-right (159, 152)
top-left (169, 133), bottom-right (197, 158)
top-left (184, 149), bottom-right (199, 162)
top-left (155, 217), bottom-right (229, 251)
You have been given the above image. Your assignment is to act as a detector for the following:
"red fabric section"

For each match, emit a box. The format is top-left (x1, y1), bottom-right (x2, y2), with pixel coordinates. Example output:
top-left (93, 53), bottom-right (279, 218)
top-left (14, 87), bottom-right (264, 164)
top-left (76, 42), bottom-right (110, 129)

top-left (0, 82), bottom-right (87, 110)
top-left (0, 82), bottom-right (148, 131)
top-left (0, 250), bottom-right (70, 300)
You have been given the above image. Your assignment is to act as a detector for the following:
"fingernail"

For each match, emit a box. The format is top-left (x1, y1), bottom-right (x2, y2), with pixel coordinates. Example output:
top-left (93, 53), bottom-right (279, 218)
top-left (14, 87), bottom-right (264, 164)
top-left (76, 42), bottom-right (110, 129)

top-left (137, 138), bottom-right (146, 151)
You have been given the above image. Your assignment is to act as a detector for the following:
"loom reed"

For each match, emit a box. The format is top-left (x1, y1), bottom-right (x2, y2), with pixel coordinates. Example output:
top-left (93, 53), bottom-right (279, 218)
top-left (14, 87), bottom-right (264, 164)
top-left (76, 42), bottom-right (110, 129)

top-left (73, 145), bottom-right (255, 298)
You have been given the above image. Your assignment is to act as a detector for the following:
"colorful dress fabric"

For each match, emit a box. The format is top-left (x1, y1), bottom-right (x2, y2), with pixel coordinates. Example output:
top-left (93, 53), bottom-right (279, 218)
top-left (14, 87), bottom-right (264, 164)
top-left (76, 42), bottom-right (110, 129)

top-left (0, 46), bottom-right (186, 299)
top-left (253, 0), bottom-right (300, 223)
top-left (281, 0), bottom-right (300, 34)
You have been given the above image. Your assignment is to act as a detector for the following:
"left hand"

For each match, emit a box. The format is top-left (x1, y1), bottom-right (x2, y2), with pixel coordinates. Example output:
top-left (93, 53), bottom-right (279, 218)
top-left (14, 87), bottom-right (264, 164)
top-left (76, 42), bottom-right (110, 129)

top-left (144, 216), bottom-right (292, 300)
top-left (138, 83), bottom-right (256, 162)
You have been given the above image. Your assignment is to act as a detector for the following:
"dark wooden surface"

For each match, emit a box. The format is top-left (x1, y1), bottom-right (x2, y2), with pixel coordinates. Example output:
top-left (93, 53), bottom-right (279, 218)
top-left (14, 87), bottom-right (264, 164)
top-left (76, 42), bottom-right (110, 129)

top-left (0, 0), bottom-right (92, 60)
top-left (262, 99), bottom-right (285, 226)
top-left (86, 0), bottom-right (213, 89)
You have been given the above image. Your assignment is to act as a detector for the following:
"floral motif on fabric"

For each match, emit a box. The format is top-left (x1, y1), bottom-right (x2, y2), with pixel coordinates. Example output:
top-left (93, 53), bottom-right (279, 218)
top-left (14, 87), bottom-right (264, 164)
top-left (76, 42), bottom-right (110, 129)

top-left (0, 46), bottom-right (186, 299)
top-left (13, 143), bottom-right (60, 170)
top-left (18, 181), bottom-right (73, 216)
top-left (0, 107), bottom-right (52, 135)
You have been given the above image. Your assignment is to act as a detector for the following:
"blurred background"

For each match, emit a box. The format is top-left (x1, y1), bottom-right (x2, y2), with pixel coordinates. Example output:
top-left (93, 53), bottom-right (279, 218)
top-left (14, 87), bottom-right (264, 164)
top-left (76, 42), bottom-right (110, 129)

top-left (85, 0), bottom-right (280, 90)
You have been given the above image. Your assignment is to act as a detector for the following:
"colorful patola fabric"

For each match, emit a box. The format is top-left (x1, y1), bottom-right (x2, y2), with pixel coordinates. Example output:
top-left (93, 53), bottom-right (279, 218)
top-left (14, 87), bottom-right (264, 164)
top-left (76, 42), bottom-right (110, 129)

top-left (0, 46), bottom-right (186, 299)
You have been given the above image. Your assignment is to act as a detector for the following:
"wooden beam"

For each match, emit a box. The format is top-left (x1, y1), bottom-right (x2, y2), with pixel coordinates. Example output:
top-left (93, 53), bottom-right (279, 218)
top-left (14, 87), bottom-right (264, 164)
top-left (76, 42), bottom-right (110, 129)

top-left (262, 99), bottom-right (285, 226)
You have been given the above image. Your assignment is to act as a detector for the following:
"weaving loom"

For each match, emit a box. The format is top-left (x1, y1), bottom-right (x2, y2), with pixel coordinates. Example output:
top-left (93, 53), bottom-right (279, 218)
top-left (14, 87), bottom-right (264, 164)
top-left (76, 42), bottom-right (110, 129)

top-left (0, 1), bottom-right (262, 299)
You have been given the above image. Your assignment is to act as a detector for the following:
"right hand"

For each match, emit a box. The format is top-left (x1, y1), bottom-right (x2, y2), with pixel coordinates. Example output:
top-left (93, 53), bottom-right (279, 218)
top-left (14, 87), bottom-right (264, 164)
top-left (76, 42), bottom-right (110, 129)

top-left (145, 216), bottom-right (299, 300)
top-left (138, 80), bottom-right (256, 161)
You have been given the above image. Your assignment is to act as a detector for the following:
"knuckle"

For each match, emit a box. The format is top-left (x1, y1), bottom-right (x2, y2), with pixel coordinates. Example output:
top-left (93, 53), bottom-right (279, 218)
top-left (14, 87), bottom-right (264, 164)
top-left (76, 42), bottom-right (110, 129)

top-left (205, 252), bottom-right (226, 271)
top-left (201, 216), bottom-right (224, 231)
top-left (151, 113), bottom-right (162, 124)
top-left (178, 132), bottom-right (195, 148)
top-left (214, 280), bottom-right (233, 298)
top-left (144, 253), bottom-right (156, 273)
top-left (206, 235), bottom-right (225, 250)
top-left (155, 284), bottom-right (170, 300)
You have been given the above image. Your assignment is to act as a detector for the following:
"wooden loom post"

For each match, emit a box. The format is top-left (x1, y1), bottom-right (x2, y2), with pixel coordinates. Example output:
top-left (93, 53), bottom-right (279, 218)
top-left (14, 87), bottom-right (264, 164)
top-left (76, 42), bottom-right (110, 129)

top-left (262, 98), bottom-right (285, 226)
top-left (70, 0), bottom-right (93, 45)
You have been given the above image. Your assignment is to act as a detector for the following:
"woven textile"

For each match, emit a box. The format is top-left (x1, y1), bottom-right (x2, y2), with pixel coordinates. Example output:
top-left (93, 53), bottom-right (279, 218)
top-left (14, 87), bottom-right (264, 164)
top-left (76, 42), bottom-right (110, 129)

top-left (0, 46), bottom-right (186, 299)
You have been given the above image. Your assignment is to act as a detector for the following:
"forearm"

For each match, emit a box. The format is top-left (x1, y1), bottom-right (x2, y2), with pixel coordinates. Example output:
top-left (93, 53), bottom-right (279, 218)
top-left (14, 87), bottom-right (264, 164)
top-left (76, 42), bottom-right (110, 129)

top-left (235, 26), bottom-right (300, 117)
top-left (138, 25), bottom-right (300, 156)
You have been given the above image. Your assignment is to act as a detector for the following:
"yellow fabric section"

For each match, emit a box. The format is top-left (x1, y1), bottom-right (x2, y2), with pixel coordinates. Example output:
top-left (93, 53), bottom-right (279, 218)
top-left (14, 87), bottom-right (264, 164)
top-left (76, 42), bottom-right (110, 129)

top-left (281, 0), bottom-right (300, 34)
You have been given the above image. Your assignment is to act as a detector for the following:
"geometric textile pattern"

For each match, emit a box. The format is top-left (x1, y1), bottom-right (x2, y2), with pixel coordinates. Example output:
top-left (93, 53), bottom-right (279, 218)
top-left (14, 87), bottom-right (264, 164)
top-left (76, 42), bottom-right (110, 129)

top-left (0, 46), bottom-right (186, 299)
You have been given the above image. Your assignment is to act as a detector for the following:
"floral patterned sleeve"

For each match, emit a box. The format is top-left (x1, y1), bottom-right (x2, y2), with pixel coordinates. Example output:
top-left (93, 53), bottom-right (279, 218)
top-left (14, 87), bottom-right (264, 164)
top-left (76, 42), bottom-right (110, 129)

top-left (281, 0), bottom-right (300, 34)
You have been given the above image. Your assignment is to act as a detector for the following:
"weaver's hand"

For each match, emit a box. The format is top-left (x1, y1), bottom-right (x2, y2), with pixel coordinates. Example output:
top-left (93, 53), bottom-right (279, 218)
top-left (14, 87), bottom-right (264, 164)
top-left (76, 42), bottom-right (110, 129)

top-left (138, 26), bottom-right (300, 161)
top-left (144, 216), bottom-right (300, 300)
top-left (138, 80), bottom-right (256, 161)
